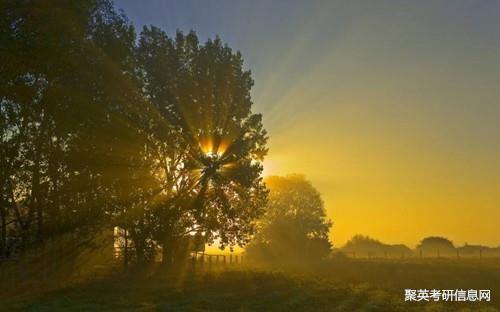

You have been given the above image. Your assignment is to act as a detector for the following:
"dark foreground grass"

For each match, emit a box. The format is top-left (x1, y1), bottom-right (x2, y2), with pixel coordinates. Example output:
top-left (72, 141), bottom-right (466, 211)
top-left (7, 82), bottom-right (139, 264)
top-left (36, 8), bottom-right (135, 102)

top-left (1, 260), bottom-right (499, 311)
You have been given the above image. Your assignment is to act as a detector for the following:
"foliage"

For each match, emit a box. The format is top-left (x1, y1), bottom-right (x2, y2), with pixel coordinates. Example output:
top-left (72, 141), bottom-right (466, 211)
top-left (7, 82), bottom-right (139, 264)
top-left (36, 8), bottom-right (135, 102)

top-left (416, 236), bottom-right (455, 256)
top-left (342, 235), bottom-right (413, 257)
top-left (247, 175), bottom-right (332, 265)
top-left (0, 0), bottom-right (267, 267)
top-left (0, 0), bottom-right (139, 256)
top-left (133, 26), bottom-right (268, 265)
top-left (417, 236), bottom-right (455, 249)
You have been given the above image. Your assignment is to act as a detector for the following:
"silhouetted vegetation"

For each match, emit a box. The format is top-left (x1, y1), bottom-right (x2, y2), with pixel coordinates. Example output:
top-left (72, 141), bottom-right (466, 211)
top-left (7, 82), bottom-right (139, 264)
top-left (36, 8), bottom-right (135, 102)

top-left (338, 235), bottom-right (500, 259)
top-left (458, 243), bottom-right (500, 258)
top-left (246, 175), bottom-right (332, 267)
top-left (1, 0), bottom-right (267, 269)
top-left (416, 236), bottom-right (455, 257)
top-left (341, 235), bottom-right (413, 258)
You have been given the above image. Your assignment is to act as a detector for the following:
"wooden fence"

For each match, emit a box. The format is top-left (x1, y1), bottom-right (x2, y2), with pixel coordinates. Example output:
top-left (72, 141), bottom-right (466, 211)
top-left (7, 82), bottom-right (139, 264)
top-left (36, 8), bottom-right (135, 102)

top-left (342, 248), bottom-right (493, 260)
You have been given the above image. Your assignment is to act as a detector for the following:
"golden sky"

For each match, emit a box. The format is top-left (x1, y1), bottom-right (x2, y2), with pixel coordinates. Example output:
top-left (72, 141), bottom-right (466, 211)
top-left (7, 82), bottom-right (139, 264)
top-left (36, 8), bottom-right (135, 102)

top-left (250, 1), bottom-right (500, 248)
top-left (118, 0), bottom-right (500, 248)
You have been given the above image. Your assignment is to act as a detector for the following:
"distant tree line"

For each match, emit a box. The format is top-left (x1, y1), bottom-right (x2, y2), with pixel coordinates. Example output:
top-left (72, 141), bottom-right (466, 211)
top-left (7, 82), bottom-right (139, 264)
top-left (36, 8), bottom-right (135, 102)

top-left (341, 235), bottom-right (412, 257)
top-left (0, 0), bottom-right (267, 267)
top-left (340, 235), bottom-right (500, 258)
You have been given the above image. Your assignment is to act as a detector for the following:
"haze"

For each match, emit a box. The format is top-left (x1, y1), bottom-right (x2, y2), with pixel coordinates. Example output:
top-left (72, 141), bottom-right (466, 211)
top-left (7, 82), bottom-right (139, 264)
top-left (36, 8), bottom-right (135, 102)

top-left (115, 0), bottom-right (500, 247)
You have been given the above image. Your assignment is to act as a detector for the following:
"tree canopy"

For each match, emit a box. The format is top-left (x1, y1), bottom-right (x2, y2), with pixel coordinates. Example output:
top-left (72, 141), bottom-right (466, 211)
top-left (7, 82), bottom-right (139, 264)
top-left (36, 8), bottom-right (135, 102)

top-left (417, 236), bottom-right (455, 255)
top-left (341, 235), bottom-right (413, 257)
top-left (0, 0), bottom-right (267, 267)
top-left (246, 175), bottom-right (332, 266)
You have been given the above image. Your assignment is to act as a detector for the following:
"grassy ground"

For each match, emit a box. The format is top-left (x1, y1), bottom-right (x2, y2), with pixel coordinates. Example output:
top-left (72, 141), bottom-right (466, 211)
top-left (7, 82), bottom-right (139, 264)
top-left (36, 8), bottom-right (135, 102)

top-left (1, 259), bottom-right (499, 311)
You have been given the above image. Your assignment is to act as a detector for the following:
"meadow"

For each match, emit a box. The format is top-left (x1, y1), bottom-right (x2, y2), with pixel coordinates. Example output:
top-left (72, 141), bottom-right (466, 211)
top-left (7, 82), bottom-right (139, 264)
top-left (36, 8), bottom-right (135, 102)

top-left (1, 258), bottom-right (499, 311)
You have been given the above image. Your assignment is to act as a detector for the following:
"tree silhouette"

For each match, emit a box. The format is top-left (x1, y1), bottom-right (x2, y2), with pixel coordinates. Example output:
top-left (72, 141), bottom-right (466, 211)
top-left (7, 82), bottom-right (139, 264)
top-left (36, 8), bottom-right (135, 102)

top-left (135, 27), bottom-right (268, 265)
top-left (1, 0), bottom-right (140, 256)
top-left (417, 236), bottom-right (455, 256)
top-left (342, 235), bottom-right (413, 257)
top-left (1, 1), bottom-right (268, 267)
top-left (247, 175), bottom-right (332, 266)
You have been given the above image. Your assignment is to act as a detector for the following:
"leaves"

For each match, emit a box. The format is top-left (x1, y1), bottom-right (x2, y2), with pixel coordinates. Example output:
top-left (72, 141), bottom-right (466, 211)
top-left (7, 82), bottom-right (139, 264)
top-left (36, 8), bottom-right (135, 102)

top-left (1, 1), bottom-right (268, 264)
top-left (247, 175), bottom-right (332, 265)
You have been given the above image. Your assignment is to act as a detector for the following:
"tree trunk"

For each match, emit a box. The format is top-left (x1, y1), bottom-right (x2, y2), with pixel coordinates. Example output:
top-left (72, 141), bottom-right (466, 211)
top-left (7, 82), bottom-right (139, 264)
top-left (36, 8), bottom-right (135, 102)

top-left (32, 150), bottom-right (42, 241)
top-left (130, 221), bottom-right (146, 268)
top-left (47, 137), bottom-right (60, 239)
top-left (135, 241), bottom-right (145, 266)
top-left (1, 146), bottom-right (8, 257)
top-left (0, 198), bottom-right (6, 258)
top-left (161, 238), bottom-right (174, 267)
top-left (123, 228), bottom-right (129, 271)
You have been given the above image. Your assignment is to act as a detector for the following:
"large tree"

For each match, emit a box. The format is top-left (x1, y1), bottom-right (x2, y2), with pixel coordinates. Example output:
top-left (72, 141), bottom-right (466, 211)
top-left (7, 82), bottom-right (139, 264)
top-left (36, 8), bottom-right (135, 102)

top-left (0, 0), bottom-right (142, 256)
top-left (135, 27), bottom-right (268, 265)
top-left (1, 1), bottom-right (268, 270)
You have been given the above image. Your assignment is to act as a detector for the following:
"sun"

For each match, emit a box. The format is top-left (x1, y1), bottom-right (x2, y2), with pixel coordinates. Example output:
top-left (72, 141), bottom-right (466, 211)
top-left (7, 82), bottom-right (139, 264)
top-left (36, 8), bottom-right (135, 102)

top-left (205, 150), bottom-right (223, 157)
top-left (199, 137), bottom-right (229, 157)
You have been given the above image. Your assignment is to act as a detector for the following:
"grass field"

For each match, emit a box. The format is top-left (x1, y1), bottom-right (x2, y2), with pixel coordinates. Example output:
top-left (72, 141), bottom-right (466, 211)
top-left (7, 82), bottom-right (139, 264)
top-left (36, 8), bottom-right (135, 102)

top-left (1, 259), bottom-right (499, 311)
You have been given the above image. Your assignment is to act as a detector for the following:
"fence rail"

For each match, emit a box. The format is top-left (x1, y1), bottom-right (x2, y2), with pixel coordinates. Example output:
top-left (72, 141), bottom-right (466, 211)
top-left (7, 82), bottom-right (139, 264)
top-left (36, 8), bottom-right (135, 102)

top-left (341, 249), bottom-right (496, 260)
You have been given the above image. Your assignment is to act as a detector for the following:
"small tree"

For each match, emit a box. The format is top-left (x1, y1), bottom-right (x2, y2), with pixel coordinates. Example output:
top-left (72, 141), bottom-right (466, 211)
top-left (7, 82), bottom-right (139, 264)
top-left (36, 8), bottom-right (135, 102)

top-left (342, 235), bottom-right (413, 257)
top-left (417, 236), bottom-right (455, 257)
top-left (247, 175), bottom-right (332, 266)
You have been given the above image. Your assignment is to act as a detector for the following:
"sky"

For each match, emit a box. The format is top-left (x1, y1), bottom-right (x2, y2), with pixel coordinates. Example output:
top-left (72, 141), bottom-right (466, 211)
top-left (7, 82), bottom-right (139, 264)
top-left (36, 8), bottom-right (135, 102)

top-left (114, 0), bottom-right (500, 248)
